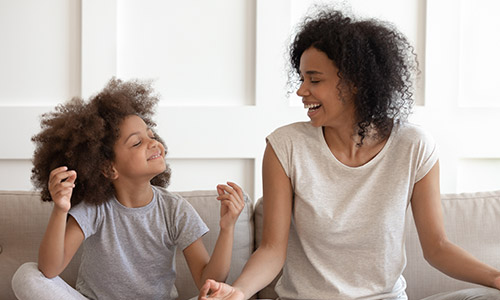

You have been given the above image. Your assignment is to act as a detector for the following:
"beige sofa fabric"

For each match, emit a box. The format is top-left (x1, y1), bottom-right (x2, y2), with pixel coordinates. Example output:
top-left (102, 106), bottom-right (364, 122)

top-left (0, 191), bottom-right (82, 299)
top-left (0, 190), bottom-right (254, 300)
top-left (2, 189), bottom-right (500, 299)
top-left (403, 190), bottom-right (500, 299)
top-left (174, 190), bottom-right (254, 300)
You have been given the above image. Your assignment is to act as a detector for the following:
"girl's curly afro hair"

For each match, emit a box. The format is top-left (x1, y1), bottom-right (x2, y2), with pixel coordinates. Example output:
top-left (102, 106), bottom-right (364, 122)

top-left (289, 8), bottom-right (418, 144)
top-left (31, 78), bottom-right (171, 206)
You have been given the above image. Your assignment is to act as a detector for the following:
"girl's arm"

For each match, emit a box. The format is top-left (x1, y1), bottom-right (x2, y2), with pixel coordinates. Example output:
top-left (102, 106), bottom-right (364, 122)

top-left (411, 160), bottom-right (500, 289)
top-left (199, 143), bottom-right (294, 299)
top-left (184, 182), bottom-right (245, 289)
top-left (38, 167), bottom-right (84, 278)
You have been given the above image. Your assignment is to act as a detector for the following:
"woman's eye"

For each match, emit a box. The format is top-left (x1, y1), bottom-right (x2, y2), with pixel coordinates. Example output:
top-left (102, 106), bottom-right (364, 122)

top-left (133, 141), bottom-right (141, 147)
top-left (310, 78), bottom-right (320, 83)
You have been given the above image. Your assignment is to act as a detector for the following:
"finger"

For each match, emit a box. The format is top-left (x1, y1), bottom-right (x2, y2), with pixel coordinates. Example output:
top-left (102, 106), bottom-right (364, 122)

top-left (219, 195), bottom-right (244, 214)
top-left (49, 180), bottom-right (76, 197)
top-left (227, 182), bottom-right (244, 200)
top-left (201, 279), bottom-right (220, 297)
top-left (199, 279), bottom-right (212, 297)
top-left (49, 166), bottom-right (68, 177)
top-left (66, 171), bottom-right (77, 184)
top-left (216, 185), bottom-right (225, 197)
top-left (216, 184), bottom-right (240, 201)
top-left (227, 182), bottom-right (245, 207)
top-left (216, 184), bottom-right (234, 195)
top-left (54, 186), bottom-right (74, 197)
top-left (218, 191), bottom-right (243, 210)
top-left (220, 201), bottom-right (239, 216)
top-left (50, 169), bottom-right (77, 186)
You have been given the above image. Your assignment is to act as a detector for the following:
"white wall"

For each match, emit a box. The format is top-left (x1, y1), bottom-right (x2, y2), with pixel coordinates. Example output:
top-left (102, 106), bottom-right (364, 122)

top-left (1, 0), bottom-right (499, 200)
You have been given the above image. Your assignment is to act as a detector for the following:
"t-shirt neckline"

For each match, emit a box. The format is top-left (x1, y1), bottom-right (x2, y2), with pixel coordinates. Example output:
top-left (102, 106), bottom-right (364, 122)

top-left (316, 123), bottom-right (398, 170)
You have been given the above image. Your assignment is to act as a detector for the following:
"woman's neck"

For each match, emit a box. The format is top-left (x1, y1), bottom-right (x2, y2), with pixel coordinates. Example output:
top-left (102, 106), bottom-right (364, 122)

top-left (322, 124), bottom-right (389, 167)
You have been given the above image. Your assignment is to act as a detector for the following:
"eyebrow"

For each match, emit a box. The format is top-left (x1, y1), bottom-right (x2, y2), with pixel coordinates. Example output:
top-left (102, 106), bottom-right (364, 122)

top-left (302, 70), bottom-right (324, 75)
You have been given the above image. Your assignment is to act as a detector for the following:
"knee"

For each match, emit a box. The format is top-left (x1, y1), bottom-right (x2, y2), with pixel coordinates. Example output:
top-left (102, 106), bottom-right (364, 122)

top-left (465, 287), bottom-right (500, 300)
top-left (11, 262), bottom-right (43, 295)
top-left (476, 287), bottom-right (500, 300)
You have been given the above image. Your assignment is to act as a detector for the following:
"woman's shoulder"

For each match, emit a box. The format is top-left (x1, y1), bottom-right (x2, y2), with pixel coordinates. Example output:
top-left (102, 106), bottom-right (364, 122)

top-left (392, 121), bottom-right (436, 147)
top-left (268, 121), bottom-right (315, 139)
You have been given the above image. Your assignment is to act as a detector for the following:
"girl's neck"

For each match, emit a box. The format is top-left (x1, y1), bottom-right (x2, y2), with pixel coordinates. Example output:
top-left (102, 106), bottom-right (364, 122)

top-left (113, 180), bottom-right (154, 208)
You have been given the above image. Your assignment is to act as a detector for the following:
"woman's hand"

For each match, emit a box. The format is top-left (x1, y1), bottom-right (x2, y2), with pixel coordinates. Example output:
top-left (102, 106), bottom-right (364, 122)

top-left (48, 166), bottom-right (77, 213)
top-left (199, 279), bottom-right (245, 300)
top-left (216, 182), bottom-right (245, 230)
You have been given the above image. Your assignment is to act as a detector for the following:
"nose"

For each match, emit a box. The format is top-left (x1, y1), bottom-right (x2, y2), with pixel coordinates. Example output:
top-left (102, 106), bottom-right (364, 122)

top-left (147, 137), bottom-right (159, 149)
top-left (296, 81), bottom-right (309, 97)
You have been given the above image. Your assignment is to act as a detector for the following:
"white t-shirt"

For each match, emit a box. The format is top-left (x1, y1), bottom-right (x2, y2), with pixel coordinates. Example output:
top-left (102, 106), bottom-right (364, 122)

top-left (266, 121), bottom-right (438, 300)
top-left (69, 185), bottom-right (209, 300)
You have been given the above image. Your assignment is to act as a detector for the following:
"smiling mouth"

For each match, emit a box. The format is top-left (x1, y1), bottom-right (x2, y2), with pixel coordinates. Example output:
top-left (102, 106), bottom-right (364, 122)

top-left (148, 153), bottom-right (162, 161)
top-left (304, 103), bottom-right (322, 112)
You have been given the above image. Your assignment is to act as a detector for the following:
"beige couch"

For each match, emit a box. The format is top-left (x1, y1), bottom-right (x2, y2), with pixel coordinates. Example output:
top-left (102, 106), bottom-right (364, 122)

top-left (1, 189), bottom-right (500, 299)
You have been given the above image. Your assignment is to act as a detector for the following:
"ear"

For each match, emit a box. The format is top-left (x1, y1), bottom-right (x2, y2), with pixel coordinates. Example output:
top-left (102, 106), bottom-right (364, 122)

top-left (102, 162), bottom-right (119, 180)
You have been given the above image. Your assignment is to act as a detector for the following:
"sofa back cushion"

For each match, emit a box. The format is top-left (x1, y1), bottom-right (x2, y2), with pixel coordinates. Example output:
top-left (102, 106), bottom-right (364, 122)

top-left (174, 190), bottom-right (254, 300)
top-left (0, 191), bottom-right (82, 300)
top-left (253, 190), bottom-right (500, 299)
top-left (0, 189), bottom-right (254, 300)
top-left (404, 190), bottom-right (500, 299)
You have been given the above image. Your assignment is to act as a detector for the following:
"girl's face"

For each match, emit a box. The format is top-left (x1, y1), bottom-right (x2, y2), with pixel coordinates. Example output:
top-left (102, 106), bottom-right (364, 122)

top-left (111, 115), bottom-right (166, 183)
top-left (297, 47), bottom-right (355, 128)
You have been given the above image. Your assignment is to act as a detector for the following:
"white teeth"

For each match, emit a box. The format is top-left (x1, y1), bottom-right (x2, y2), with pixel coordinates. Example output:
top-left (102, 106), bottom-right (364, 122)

top-left (304, 103), bottom-right (321, 109)
top-left (149, 153), bottom-right (161, 160)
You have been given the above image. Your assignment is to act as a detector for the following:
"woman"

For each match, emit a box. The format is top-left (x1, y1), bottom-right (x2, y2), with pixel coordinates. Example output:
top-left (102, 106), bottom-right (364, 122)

top-left (199, 8), bottom-right (500, 300)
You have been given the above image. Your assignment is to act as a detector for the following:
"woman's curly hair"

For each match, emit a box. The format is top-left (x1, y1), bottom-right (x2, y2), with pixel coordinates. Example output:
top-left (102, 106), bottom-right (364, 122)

top-left (289, 8), bottom-right (418, 144)
top-left (31, 78), bottom-right (171, 206)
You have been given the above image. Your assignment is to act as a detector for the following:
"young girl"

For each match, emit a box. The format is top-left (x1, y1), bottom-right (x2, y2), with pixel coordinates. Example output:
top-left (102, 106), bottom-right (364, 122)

top-left (12, 78), bottom-right (245, 299)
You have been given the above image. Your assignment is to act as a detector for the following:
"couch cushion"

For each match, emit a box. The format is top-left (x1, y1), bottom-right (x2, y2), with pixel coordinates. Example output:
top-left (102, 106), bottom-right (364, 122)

top-left (404, 190), bottom-right (500, 299)
top-left (0, 191), bottom-right (82, 300)
top-left (174, 190), bottom-right (254, 300)
top-left (0, 189), bottom-right (254, 300)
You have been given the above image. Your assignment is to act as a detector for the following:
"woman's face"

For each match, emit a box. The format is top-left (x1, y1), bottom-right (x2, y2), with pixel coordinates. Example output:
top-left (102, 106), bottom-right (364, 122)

top-left (111, 115), bottom-right (166, 183)
top-left (297, 47), bottom-right (355, 128)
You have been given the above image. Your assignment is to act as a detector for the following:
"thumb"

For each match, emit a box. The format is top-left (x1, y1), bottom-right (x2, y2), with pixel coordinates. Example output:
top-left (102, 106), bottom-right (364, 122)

top-left (67, 171), bottom-right (77, 185)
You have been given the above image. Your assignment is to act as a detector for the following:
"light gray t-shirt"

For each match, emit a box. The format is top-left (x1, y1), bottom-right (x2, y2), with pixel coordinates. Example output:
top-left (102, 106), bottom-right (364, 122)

top-left (69, 185), bottom-right (209, 300)
top-left (267, 121), bottom-right (438, 300)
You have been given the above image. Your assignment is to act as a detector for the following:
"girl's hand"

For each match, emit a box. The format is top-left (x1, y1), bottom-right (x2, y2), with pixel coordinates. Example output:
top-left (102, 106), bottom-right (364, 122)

top-left (48, 166), bottom-right (77, 213)
top-left (199, 279), bottom-right (245, 300)
top-left (216, 182), bottom-right (245, 230)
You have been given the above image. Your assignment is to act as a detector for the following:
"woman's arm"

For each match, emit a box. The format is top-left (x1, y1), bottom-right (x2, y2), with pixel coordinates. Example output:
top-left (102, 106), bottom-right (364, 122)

top-left (411, 160), bottom-right (500, 289)
top-left (38, 167), bottom-right (84, 278)
top-left (184, 182), bottom-right (245, 289)
top-left (199, 143), bottom-right (294, 299)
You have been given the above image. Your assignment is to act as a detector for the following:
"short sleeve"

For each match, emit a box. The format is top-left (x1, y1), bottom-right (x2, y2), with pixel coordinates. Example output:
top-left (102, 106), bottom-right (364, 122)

top-left (414, 127), bottom-right (439, 183)
top-left (266, 126), bottom-right (293, 178)
top-left (69, 201), bottom-right (102, 239)
top-left (170, 195), bottom-right (209, 251)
